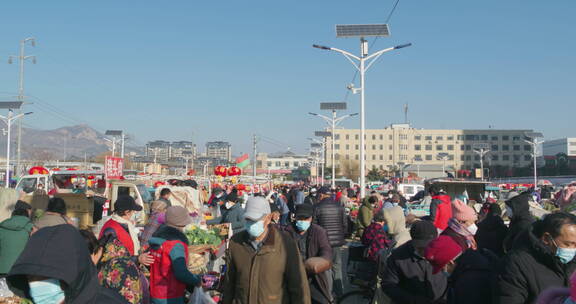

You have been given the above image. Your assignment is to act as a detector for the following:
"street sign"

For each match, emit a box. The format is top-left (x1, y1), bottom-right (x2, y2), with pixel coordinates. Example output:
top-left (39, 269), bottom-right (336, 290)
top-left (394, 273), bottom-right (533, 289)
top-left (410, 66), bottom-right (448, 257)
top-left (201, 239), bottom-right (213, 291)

top-left (320, 102), bottom-right (346, 110)
top-left (473, 143), bottom-right (489, 150)
top-left (315, 131), bottom-right (332, 137)
top-left (105, 156), bottom-right (124, 179)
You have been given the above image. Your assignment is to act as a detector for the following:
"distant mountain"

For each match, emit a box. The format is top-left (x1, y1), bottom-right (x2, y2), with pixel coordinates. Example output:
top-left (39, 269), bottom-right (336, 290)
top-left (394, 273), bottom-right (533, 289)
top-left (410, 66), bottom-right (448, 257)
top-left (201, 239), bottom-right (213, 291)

top-left (0, 124), bottom-right (142, 160)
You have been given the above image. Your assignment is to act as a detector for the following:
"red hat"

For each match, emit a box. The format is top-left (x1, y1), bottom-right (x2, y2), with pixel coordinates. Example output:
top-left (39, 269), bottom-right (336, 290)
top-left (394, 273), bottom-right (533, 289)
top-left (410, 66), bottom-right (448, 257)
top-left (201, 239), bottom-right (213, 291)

top-left (424, 235), bottom-right (463, 274)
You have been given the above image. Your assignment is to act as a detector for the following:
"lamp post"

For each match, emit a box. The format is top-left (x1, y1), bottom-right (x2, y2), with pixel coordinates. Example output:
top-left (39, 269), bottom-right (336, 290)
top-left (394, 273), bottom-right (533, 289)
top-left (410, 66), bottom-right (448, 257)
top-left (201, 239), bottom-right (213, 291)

top-left (473, 144), bottom-right (490, 181)
top-left (0, 102), bottom-right (31, 188)
top-left (309, 108), bottom-right (357, 189)
top-left (412, 155), bottom-right (423, 179)
top-left (309, 138), bottom-right (325, 185)
top-left (313, 24), bottom-right (411, 197)
top-left (437, 153), bottom-right (449, 175)
top-left (8, 38), bottom-right (36, 178)
top-left (105, 130), bottom-right (124, 158)
top-left (524, 132), bottom-right (544, 188)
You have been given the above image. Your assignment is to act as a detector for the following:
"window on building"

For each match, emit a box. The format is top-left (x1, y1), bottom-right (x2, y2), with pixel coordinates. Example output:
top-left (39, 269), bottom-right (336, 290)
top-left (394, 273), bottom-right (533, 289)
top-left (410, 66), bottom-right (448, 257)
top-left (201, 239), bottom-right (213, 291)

top-left (335, 154), bottom-right (340, 160)
top-left (355, 145), bottom-right (359, 150)
top-left (448, 145), bottom-right (454, 151)
top-left (491, 145), bottom-right (498, 151)
top-left (457, 135), bottom-right (464, 140)
top-left (389, 155), bottom-right (393, 160)
top-left (436, 145), bottom-right (443, 151)
top-left (293, 162), bottom-right (299, 167)
top-left (513, 155), bottom-right (520, 162)
top-left (425, 155), bottom-right (433, 161)
top-left (414, 154), bottom-right (422, 160)
top-left (448, 155), bottom-right (454, 160)
top-left (425, 145), bottom-right (432, 151)
top-left (415, 145), bottom-right (421, 151)
top-left (380, 145), bottom-right (384, 150)
top-left (355, 155), bottom-right (359, 160)
top-left (372, 165), bottom-right (376, 170)
top-left (436, 136), bottom-right (443, 140)
top-left (524, 145), bottom-right (532, 151)
top-left (379, 135), bottom-right (383, 140)
top-left (335, 144), bottom-right (340, 149)
top-left (400, 134), bottom-right (408, 140)
top-left (379, 165), bottom-right (383, 169)
top-left (466, 145), bottom-right (472, 151)
top-left (372, 155), bottom-right (376, 160)
top-left (425, 136), bottom-right (433, 141)
top-left (372, 135), bottom-right (376, 140)
top-left (346, 144), bottom-right (349, 150)
top-left (400, 155), bottom-right (408, 160)
top-left (492, 155), bottom-right (499, 161)
top-left (275, 161), bottom-right (281, 167)
top-left (389, 135), bottom-right (393, 140)
top-left (267, 161), bottom-right (272, 166)
top-left (400, 144), bottom-right (408, 150)
top-left (465, 155), bottom-right (472, 161)
top-left (335, 134), bottom-right (340, 140)
top-left (461, 155), bottom-right (465, 161)
top-left (513, 136), bottom-right (521, 141)
top-left (414, 135), bottom-right (421, 140)
top-left (503, 155), bottom-right (510, 161)
top-left (503, 135), bottom-right (510, 141)
top-left (461, 145), bottom-right (465, 151)
top-left (447, 136), bottom-right (454, 140)
top-left (355, 134), bottom-right (359, 140)
top-left (481, 135), bottom-right (488, 141)
top-left (524, 155), bottom-right (532, 161)
top-left (380, 155), bottom-right (383, 160)
top-left (474, 155), bottom-right (480, 161)
top-left (513, 145), bottom-right (520, 151)
top-left (284, 162), bottom-right (290, 167)
top-left (491, 136), bottom-right (498, 141)
top-left (502, 145), bottom-right (510, 151)
top-left (346, 155), bottom-right (350, 160)
top-left (372, 145), bottom-right (376, 150)
top-left (346, 134), bottom-right (349, 140)
top-left (389, 145), bottom-right (393, 150)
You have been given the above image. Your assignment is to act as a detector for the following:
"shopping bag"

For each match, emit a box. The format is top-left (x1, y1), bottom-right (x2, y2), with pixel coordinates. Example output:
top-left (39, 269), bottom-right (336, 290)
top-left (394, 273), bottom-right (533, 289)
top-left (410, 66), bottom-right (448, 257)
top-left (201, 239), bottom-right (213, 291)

top-left (188, 286), bottom-right (216, 304)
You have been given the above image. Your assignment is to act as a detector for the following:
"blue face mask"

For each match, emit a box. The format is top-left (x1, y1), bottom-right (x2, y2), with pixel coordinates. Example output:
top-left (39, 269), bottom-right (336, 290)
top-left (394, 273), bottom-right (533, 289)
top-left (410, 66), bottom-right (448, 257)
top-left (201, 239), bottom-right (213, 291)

top-left (29, 279), bottom-right (65, 304)
top-left (296, 220), bottom-right (311, 231)
top-left (552, 237), bottom-right (576, 264)
top-left (245, 220), bottom-right (265, 238)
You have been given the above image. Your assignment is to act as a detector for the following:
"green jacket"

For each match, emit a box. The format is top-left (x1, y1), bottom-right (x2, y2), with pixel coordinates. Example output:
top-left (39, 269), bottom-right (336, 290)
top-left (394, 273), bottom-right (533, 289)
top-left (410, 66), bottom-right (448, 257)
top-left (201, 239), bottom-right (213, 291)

top-left (0, 215), bottom-right (34, 274)
top-left (357, 198), bottom-right (374, 233)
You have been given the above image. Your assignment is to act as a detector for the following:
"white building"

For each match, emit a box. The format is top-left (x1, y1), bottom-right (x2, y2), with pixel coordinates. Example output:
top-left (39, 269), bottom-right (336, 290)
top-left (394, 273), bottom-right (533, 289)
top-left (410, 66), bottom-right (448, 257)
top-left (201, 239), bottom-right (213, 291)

top-left (543, 138), bottom-right (576, 157)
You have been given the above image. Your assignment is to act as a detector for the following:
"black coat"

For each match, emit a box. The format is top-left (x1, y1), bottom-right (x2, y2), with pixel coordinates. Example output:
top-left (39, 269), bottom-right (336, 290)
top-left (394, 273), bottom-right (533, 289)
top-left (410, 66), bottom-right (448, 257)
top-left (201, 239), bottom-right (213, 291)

top-left (381, 241), bottom-right (448, 304)
top-left (313, 198), bottom-right (348, 247)
top-left (7, 224), bottom-right (128, 304)
top-left (476, 215), bottom-right (509, 257)
top-left (206, 203), bottom-right (245, 234)
top-left (503, 193), bottom-right (535, 252)
top-left (284, 223), bottom-right (333, 304)
top-left (498, 226), bottom-right (576, 304)
top-left (448, 249), bottom-right (499, 304)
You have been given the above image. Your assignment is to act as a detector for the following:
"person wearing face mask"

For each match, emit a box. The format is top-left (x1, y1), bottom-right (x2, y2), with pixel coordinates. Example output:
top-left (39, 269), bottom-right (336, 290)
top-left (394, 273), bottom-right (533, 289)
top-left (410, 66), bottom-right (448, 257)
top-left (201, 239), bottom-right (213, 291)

top-left (425, 235), bottom-right (498, 304)
top-left (98, 195), bottom-right (153, 304)
top-left (361, 211), bottom-right (393, 262)
top-left (207, 190), bottom-right (246, 234)
top-left (504, 191), bottom-right (536, 252)
top-left (499, 212), bottom-right (576, 304)
top-left (7, 224), bottom-right (127, 304)
top-left (284, 204), bottom-right (333, 304)
top-left (222, 197), bottom-right (311, 304)
top-left (441, 199), bottom-right (479, 251)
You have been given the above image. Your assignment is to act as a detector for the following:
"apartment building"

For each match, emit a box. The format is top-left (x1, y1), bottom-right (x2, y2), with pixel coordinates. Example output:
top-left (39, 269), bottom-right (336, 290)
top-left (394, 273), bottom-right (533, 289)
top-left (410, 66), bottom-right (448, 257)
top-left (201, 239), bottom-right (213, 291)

top-left (326, 124), bottom-right (536, 174)
top-left (206, 141), bottom-right (232, 162)
top-left (543, 138), bottom-right (576, 157)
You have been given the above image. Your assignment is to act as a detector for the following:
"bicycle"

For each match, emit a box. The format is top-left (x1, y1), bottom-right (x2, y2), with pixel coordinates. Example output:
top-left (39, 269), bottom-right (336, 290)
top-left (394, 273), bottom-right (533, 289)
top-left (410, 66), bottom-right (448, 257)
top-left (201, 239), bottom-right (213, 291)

top-left (337, 243), bottom-right (377, 304)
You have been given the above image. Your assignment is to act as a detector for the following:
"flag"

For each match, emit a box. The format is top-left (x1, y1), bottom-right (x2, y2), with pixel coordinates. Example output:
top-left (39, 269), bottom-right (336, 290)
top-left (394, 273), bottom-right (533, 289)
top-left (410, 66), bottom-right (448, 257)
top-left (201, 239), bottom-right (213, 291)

top-left (236, 154), bottom-right (250, 168)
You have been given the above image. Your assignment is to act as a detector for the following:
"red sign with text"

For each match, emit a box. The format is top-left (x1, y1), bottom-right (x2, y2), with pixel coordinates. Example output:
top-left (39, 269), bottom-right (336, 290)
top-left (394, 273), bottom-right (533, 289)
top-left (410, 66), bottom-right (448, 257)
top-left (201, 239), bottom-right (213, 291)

top-left (105, 156), bottom-right (124, 179)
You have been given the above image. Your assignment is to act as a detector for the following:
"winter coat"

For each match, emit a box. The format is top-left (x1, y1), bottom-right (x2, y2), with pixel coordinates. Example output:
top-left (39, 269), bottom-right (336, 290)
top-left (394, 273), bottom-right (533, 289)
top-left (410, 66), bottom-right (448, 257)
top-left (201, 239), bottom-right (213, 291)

top-left (356, 198), bottom-right (374, 236)
top-left (0, 215), bottom-right (33, 274)
top-left (430, 194), bottom-right (452, 230)
top-left (284, 223), bottom-right (333, 304)
top-left (504, 192), bottom-right (535, 252)
top-left (475, 214), bottom-right (508, 257)
top-left (361, 222), bottom-right (393, 262)
top-left (35, 212), bottom-right (68, 229)
top-left (7, 224), bottom-right (127, 304)
top-left (313, 198), bottom-right (348, 247)
top-left (222, 225), bottom-right (311, 304)
top-left (206, 203), bottom-right (246, 234)
top-left (498, 226), bottom-right (576, 304)
top-left (381, 240), bottom-right (448, 304)
top-left (448, 249), bottom-right (499, 304)
top-left (382, 206), bottom-right (411, 248)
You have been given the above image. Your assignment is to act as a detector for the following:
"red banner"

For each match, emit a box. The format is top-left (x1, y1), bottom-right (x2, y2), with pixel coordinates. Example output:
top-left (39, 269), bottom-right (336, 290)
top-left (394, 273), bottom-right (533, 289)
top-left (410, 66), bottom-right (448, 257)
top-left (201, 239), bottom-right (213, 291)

top-left (105, 156), bottom-right (124, 179)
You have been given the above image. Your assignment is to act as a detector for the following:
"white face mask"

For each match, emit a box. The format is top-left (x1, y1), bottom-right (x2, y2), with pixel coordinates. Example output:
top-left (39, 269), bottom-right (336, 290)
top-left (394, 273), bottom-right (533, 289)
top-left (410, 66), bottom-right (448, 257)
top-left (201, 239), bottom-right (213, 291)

top-left (225, 202), bottom-right (234, 209)
top-left (467, 223), bottom-right (478, 235)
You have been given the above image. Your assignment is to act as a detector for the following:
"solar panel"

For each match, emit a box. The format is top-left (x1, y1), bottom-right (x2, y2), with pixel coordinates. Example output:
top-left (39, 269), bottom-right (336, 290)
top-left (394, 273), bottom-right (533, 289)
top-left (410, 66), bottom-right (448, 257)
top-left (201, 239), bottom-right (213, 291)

top-left (105, 130), bottom-right (123, 136)
top-left (336, 24), bottom-right (390, 38)
top-left (525, 132), bottom-right (543, 139)
top-left (0, 101), bottom-right (23, 109)
top-left (315, 131), bottom-right (332, 137)
top-left (320, 102), bottom-right (347, 110)
top-left (311, 143), bottom-right (322, 148)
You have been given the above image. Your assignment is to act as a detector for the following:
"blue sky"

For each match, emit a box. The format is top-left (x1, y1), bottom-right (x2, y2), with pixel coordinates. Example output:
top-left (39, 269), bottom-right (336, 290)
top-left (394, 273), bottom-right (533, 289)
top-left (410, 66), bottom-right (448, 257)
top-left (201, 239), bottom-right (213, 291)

top-left (0, 1), bottom-right (574, 155)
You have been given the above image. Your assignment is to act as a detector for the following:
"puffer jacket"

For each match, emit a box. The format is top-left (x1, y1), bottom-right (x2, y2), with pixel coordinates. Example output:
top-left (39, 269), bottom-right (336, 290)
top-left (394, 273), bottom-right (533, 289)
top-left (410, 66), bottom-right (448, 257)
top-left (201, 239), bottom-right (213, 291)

top-left (382, 207), bottom-right (411, 248)
top-left (0, 215), bottom-right (34, 274)
top-left (313, 198), bottom-right (348, 247)
top-left (503, 192), bottom-right (535, 252)
top-left (356, 198), bottom-right (374, 237)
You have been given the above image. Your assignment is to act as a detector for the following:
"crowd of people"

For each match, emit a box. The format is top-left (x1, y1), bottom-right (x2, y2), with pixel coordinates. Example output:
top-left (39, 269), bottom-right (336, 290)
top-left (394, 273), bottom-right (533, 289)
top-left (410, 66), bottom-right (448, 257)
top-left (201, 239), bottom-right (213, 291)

top-left (1, 181), bottom-right (576, 303)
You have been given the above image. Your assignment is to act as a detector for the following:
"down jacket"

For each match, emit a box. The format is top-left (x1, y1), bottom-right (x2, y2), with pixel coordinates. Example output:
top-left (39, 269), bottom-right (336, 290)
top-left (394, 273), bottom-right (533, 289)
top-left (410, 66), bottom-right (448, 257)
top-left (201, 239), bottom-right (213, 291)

top-left (313, 198), bottom-right (348, 247)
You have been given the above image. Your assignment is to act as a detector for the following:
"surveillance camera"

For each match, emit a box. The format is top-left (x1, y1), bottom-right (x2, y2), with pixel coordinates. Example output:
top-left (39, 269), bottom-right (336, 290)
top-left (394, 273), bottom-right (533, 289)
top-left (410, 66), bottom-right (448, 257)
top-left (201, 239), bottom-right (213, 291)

top-left (346, 83), bottom-right (355, 90)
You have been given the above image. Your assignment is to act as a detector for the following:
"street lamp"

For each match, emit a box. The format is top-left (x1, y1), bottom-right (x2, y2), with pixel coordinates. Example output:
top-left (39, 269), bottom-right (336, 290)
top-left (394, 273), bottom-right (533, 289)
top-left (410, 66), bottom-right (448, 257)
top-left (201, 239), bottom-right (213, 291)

top-left (473, 143), bottom-right (490, 181)
top-left (313, 24), bottom-right (412, 197)
top-left (412, 155), bottom-right (423, 178)
top-left (309, 138), bottom-right (326, 185)
top-left (0, 101), bottom-right (31, 188)
top-left (105, 130), bottom-right (125, 158)
top-left (309, 107), bottom-right (358, 189)
top-left (524, 132), bottom-right (544, 189)
top-left (437, 153), bottom-right (449, 175)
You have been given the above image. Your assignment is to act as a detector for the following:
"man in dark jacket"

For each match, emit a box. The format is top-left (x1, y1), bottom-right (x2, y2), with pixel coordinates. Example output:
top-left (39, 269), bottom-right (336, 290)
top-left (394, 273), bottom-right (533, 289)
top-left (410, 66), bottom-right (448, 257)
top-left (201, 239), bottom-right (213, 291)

top-left (503, 192), bottom-right (535, 252)
top-left (381, 220), bottom-right (447, 304)
top-left (285, 204), bottom-right (333, 304)
top-left (476, 203), bottom-right (508, 257)
top-left (313, 186), bottom-right (348, 298)
top-left (7, 224), bottom-right (127, 303)
top-left (207, 191), bottom-right (245, 234)
top-left (498, 212), bottom-right (576, 304)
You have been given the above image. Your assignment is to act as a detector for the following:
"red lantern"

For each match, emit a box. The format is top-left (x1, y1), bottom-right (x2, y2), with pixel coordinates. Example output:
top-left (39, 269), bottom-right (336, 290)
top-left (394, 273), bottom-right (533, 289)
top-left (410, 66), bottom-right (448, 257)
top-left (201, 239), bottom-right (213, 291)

top-left (187, 170), bottom-right (196, 176)
top-left (87, 175), bottom-right (95, 180)
top-left (154, 181), bottom-right (165, 188)
top-left (227, 166), bottom-right (241, 176)
top-left (28, 166), bottom-right (49, 175)
top-left (214, 166), bottom-right (228, 177)
top-left (236, 184), bottom-right (246, 191)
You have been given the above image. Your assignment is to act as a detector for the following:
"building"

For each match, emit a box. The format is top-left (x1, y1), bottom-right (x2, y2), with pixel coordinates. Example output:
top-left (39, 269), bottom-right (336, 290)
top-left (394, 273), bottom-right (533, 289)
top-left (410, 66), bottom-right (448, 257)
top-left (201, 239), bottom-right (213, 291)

top-left (145, 140), bottom-right (197, 163)
top-left (326, 124), bottom-right (536, 178)
top-left (206, 141), bottom-right (232, 162)
top-left (256, 151), bottom-right (309, 174)
top-left (146, 140), bottom-right (171, 162)
top-left (543, 138), bottom-right (576, 157)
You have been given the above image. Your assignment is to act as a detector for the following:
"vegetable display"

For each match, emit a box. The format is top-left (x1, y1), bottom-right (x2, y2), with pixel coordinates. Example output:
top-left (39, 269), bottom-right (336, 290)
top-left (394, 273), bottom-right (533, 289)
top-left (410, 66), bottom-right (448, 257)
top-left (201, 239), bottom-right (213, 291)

top-left (185, 226), bottom-right (223, 246)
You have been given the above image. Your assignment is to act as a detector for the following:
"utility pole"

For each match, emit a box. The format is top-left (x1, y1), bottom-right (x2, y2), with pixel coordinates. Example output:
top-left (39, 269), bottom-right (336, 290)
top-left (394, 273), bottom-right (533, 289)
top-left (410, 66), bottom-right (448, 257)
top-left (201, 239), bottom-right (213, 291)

top-left (404, 103), bottom-right (409, 124)
top-left (9, 38), bottom-right (36, 178)
top-left (252, 134), bottom-right (257, 187)
top-left (0, 107), bottom-right (32, 188)
top-left (473, 147), bottom-right (490, 181)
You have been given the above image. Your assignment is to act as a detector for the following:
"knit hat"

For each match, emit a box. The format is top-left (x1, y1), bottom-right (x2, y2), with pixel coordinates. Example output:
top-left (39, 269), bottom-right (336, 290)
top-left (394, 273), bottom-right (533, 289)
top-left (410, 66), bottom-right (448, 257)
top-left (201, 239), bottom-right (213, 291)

top-left (46, 197), bottom-right (67, 215)
top-left (424, 235), bottom-right (463, 274)
top-left (165, 206), bottom-right (192, 227)
top-left (14, 200), bottom-right (31, 211)
top-left (452, 199), bottom-right (477, 222)
top-left (410, 220), bottom-right (438, 248)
